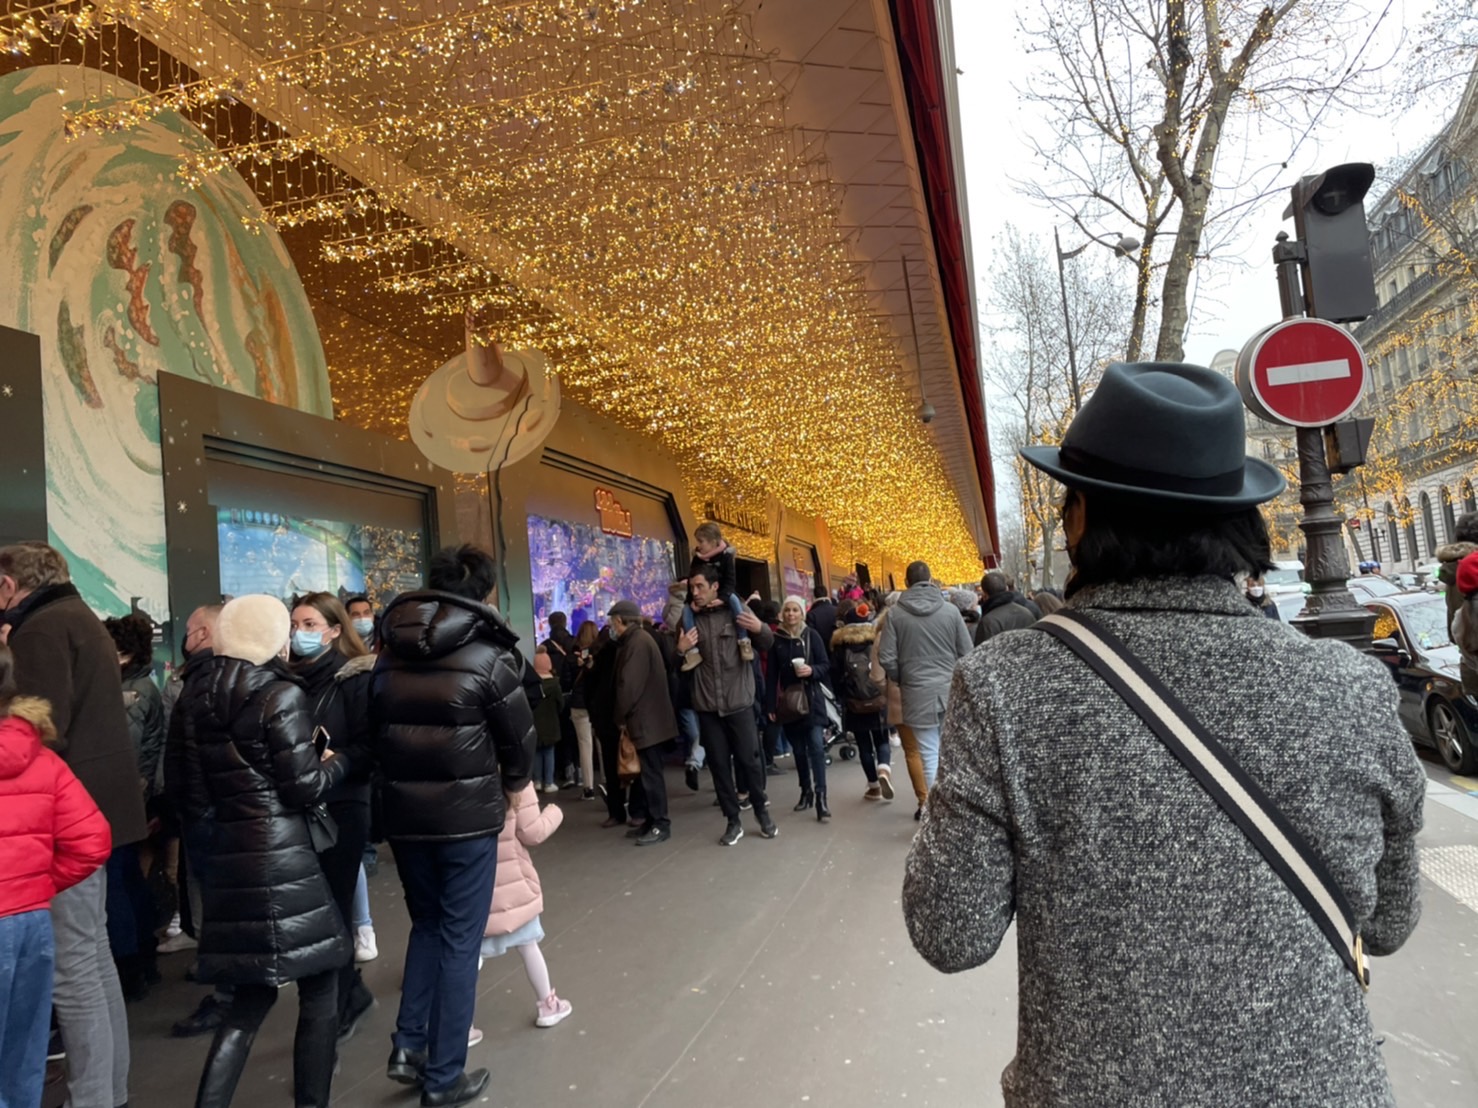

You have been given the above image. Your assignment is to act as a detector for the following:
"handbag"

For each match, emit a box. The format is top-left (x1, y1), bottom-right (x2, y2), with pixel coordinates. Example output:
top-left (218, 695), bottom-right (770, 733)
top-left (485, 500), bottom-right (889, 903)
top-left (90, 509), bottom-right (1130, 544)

top-left (305, 802), bottom-right (339, 853)
top-left (617, 728), bottom-right (641, 781)
top-left (1035, 610), bottom-right (1369, 990)
top-left (775, 635), bottom-right (812, 723)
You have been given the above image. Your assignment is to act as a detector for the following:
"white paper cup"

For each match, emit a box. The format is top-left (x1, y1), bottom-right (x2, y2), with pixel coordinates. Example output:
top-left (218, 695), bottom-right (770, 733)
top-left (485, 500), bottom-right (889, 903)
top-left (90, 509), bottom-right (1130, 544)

top-left (792, 657), bottom-right (806, 672)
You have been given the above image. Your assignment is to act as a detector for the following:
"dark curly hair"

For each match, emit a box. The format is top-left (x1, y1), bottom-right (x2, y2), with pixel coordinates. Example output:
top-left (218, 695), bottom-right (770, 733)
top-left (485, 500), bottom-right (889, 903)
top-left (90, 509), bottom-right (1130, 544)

top-left (1064, 490), bottom-right (1274, 598)
top-left (103, 613), bottom-right (155, 665)
top-left (428, 544), bottom-right (497, 602)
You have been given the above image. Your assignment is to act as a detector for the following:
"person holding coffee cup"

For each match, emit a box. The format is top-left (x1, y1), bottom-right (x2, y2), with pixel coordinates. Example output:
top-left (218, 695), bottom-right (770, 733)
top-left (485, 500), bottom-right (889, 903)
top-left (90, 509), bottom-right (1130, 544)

top-left (766, 596), bottom-right (833, 821)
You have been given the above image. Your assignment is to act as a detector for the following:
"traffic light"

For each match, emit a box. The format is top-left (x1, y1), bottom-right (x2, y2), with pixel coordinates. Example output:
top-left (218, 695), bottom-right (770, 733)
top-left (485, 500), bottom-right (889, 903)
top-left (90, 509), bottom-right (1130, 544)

top-left (1284, 162), bottom-right (1378, 323)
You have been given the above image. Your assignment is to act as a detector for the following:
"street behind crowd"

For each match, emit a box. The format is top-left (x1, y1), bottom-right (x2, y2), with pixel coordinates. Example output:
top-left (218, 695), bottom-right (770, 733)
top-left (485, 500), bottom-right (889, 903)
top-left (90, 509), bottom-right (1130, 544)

top-left (121, 755), bottom-right (1478, 1108)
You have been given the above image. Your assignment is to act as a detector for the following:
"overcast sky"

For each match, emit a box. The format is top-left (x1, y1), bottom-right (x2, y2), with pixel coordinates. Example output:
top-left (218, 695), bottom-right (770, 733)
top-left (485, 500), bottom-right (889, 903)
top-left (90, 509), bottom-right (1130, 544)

top-left (948, 0), bottom-right (1456, 517)
top-left (945, 0), bottom-right (1454, 525)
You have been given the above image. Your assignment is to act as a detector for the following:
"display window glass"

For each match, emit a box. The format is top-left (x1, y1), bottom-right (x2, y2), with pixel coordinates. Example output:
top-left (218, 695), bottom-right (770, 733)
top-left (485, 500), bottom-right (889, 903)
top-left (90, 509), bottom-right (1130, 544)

top-left (528, 513), bottom-right (675, 638)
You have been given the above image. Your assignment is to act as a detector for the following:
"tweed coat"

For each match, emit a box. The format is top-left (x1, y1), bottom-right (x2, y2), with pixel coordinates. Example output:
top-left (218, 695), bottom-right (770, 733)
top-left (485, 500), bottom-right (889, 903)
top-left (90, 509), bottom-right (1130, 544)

top-left (903, 576), bottom-right (1425, 1107)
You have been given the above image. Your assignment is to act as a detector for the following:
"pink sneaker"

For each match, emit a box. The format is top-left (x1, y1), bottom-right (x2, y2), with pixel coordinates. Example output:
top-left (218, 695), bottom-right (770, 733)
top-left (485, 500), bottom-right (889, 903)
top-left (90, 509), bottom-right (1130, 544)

top-left (535, 991), bottom-right (572, 1028)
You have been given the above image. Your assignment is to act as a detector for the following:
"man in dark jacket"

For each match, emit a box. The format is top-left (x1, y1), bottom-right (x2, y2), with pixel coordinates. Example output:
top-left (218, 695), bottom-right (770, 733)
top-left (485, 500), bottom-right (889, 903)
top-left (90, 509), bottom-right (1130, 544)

top-left (611, 600), bottom-right (679, 845)
top-left (677, 565), bottom-right (778, 845)
top-left (162, 604), bottom-right (240, 1038)
top-left (371, 545), bottom-right (536, 1107)
top-left (974, 571), bottom-right (1039, 644)
top-left (806, 586), bottom-right (838, 648)
top-left (0, 541), bottom-right (145, 1108)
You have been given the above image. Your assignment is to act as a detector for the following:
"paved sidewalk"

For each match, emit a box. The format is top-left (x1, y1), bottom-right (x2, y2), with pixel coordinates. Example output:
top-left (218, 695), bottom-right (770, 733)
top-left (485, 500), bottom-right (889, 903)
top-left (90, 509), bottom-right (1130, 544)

top-left (125, 757), bottom-right (1476, 1106)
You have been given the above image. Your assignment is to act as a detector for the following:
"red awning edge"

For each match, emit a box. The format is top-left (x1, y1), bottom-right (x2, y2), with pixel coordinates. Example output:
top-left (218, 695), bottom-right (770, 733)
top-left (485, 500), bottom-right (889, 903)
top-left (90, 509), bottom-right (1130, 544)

top-left (889, 0), bottom-right (999, 567)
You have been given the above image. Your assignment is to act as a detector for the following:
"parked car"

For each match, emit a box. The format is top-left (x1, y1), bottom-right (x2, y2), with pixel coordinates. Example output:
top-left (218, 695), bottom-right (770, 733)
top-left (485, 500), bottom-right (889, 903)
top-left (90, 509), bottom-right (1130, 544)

top-left (1264, 560), bottom-right (1307, 599)
top-left (1365, 593), bottom-right (1478, 774)
top-left (1347, 575), bottom-right (1402, 603)
top-left (1273, 594), bottom-right (1306, 623)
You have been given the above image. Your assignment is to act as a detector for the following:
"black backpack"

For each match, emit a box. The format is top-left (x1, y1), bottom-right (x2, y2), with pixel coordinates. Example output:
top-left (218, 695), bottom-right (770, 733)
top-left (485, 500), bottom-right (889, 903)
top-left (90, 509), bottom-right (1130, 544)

top-left (840, 644), bottom-right (886, 713)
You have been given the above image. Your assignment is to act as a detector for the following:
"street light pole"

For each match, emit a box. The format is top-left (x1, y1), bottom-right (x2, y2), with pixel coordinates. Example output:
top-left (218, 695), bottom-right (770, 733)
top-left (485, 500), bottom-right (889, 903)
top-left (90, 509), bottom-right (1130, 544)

top-left (1054, 227), bottom-right (1083, 412)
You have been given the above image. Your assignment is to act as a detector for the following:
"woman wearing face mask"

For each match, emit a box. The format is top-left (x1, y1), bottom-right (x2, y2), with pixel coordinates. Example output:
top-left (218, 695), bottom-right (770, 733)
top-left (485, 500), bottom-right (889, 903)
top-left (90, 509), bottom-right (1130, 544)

top-left (766, 596), bottom-right (832, 821)
top-left (1245, 576), bottom-right (1280, 619)
top-left (289, 593), bottom-right (378, 1041)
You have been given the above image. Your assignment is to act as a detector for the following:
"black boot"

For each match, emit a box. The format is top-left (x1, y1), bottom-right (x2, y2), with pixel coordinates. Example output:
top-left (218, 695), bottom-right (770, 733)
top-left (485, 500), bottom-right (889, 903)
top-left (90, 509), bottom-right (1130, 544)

top-left (293, 1008), bottom-right (339, 1107)
top-left (815, 790), bottom-right (831, 822)
top-left (194, 1027), bottom-right (256, 1108)
top-left (793, 789), bottom-right (813, 812)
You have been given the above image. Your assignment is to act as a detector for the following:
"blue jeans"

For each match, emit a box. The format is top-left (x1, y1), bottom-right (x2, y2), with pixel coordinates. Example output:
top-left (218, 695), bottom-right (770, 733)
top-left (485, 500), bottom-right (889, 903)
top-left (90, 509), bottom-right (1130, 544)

top-left (679, 708), bottom-right (704, 768)
top-left (0, 909), bottom-right (54, 1108)
top-left (785, 721), bottom-right (827, 794)
top-left (352, 864), bottom-right (372, 930)
top-left (913, 720), bottom-right (943, 790)
top-left (681, 593), bottom-right (750, 641)
top-left (391, 836), bottom-right (498, 1093)
top-left (535, 746), bottom-right (556, 787)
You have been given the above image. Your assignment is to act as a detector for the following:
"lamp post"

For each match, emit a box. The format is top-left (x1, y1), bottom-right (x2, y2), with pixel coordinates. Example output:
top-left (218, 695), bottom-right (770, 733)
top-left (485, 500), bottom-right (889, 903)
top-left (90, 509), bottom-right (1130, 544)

top-left (1054, 228), bottom-right (1141, 410)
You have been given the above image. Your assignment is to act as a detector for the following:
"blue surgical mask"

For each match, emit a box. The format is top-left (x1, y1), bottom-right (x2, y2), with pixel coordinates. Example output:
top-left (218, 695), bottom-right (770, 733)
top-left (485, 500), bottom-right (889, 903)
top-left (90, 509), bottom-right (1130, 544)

top-left (292, 629), bottom-right (330, 658)
top-left (351, 618), bottom-right (374, 638)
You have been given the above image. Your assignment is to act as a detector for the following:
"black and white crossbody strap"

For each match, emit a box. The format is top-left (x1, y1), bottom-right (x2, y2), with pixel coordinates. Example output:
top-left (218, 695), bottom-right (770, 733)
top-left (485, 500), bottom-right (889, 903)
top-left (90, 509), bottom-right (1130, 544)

top-left (1035, 610), bottom-right (1369, 990)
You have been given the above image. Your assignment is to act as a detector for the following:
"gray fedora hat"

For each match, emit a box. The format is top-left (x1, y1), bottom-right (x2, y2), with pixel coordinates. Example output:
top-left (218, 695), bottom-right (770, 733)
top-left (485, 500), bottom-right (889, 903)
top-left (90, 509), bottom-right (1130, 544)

top-left (1019, 362), bottom-right (1285, 510)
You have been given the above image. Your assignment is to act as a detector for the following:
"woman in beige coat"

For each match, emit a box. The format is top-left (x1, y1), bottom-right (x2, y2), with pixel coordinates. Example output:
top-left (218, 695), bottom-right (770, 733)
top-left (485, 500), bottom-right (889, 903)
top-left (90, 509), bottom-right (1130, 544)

top-left (473, 783), bottom-right (572, 1040)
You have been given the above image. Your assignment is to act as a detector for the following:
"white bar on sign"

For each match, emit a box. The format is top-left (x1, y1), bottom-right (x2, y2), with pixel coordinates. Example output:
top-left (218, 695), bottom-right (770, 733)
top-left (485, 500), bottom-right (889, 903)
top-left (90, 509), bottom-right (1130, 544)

top-left (1266, 358), bottom-right (1351, 387)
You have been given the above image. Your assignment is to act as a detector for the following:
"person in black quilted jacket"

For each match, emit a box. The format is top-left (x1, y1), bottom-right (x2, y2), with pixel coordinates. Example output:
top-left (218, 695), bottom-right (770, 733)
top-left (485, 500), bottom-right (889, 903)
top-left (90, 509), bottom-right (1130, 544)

top-left (180, 594), bottom-right (350, 1108)
top-left (370, 544), bottom-right (537, 1107)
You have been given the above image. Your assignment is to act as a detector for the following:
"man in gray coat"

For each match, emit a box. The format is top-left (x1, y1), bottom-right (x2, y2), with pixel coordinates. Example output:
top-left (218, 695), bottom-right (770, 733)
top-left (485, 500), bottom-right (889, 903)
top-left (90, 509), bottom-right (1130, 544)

top-left (878, 560), bottom-right (972, 797)
top-left (903, 363), bottom-right (1424, 1106)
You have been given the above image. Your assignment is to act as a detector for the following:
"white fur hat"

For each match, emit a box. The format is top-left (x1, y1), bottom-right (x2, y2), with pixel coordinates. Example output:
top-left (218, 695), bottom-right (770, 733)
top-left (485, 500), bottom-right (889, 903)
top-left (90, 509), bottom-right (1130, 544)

top-left (216, 595), bottom-right (290, 666)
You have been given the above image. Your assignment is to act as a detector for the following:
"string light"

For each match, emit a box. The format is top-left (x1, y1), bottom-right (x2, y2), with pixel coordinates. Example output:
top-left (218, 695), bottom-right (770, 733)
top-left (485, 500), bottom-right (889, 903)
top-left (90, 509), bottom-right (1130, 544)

top-left (20, 0), bottom-right (983, 578)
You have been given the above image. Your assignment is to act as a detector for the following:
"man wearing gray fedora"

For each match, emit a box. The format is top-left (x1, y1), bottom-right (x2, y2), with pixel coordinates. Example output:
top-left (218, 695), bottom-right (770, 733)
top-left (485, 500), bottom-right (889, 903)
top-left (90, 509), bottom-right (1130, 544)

top-left (903, 362), bottom-right (1424, 1106)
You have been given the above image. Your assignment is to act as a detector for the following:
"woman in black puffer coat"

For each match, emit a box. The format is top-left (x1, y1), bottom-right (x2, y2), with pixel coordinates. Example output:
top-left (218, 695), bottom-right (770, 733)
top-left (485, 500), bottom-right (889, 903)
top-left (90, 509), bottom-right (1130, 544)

top-left (182, 595), bottom-right (349, 1108)
top-left (289, 592), bottom-right (378, 1041)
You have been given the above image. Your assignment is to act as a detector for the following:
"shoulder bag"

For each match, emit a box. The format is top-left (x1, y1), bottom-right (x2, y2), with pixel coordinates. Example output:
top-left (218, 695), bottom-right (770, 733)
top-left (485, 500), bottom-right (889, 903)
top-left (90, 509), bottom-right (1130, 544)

top-left (776, 634), bottom-right (812, 724)
top-left (1035, 610), bottom-right (1369, 990)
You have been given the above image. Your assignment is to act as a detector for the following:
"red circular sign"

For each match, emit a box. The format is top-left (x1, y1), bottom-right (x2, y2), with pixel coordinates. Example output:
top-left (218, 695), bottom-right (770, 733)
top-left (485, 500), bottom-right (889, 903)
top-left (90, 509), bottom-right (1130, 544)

top-left (1235, 318), bottom-right (1367, 428)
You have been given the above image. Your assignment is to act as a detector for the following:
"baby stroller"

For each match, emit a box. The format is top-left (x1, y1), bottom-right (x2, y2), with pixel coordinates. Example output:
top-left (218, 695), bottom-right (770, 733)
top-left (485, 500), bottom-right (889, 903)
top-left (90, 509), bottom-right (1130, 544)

top-left (819, 684), bottom-right (856, 763)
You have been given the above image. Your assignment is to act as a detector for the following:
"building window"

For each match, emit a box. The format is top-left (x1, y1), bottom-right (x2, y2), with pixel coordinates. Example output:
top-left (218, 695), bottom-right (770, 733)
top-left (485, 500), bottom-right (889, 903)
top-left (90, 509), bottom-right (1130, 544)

top-left (1387, 502), bottom-right (1402, 561)
top-left (1421, 492), bottom-right (1438, 556)
top-left (1465, 478), bottom-right (1478, 515)
top-left (1402, 497), bottom-right (1418, 561)
top-left (1442, 486), bottom-right (1458, 543)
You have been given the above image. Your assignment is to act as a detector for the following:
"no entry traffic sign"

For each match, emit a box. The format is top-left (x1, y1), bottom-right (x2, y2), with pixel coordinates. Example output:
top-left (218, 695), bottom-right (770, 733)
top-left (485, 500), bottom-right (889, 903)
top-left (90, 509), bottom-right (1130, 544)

top-left (1235, 317), bottom-right (1367, 428)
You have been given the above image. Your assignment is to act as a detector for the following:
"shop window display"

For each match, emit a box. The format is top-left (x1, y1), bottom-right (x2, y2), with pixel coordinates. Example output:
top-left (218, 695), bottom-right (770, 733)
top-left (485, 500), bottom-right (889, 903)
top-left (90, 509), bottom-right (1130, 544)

top-left (217, 509), bottom-right (424, 607)
top-left (528, 513), bottom-right (675, 639)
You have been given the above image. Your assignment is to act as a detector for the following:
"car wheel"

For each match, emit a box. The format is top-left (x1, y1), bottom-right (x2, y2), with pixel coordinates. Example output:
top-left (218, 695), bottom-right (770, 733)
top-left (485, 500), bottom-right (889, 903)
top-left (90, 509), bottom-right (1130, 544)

top-left (1429, 700), bottom-right (1478, 775)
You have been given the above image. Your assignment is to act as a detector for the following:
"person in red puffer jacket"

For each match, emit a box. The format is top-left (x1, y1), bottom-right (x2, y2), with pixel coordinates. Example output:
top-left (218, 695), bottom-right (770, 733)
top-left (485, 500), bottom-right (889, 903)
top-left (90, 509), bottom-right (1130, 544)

top-left (0, 643), bottom-right (112, 1108)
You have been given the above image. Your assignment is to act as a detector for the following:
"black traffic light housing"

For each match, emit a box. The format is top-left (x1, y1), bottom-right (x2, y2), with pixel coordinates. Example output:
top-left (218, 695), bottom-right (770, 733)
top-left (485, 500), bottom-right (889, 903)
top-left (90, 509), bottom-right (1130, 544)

top-left (1283, 162), bottom-right (1378, 323)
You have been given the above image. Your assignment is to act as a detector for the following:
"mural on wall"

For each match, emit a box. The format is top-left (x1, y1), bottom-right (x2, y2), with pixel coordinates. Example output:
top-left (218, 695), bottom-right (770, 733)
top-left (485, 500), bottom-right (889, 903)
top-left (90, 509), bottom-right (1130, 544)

top-left (0, 65), bottom-right (331, 620)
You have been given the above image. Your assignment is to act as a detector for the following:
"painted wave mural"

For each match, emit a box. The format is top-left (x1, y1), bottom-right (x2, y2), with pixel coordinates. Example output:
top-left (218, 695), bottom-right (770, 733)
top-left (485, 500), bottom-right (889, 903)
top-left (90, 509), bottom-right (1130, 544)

top-left (0, 65), bottom-right (330, 620)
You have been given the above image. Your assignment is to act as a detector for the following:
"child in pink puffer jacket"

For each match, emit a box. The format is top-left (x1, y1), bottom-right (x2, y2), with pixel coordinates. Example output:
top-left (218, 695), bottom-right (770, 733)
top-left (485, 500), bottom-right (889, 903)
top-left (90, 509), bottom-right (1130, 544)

top-left (470, 782), bottom-right (571, 1043)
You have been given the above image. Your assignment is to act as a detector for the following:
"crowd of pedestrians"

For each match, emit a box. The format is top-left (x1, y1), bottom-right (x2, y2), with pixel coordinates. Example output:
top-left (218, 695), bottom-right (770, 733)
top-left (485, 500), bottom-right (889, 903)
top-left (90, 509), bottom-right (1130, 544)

top-left (0, 362), bottom-right (1434, 1108)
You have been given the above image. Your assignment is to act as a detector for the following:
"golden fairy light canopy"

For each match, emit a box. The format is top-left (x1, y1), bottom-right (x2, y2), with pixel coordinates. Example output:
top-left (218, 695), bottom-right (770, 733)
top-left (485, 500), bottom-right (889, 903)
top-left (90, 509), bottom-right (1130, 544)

top-left (10, 0), bottom-right (984, 578)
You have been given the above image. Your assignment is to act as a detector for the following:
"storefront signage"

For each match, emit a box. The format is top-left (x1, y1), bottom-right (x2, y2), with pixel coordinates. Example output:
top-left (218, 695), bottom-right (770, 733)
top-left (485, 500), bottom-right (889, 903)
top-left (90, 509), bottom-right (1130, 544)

top-left (703, 499), bottom-right (769, 536)
top-left (595, 487), bottom-right (633, 537)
